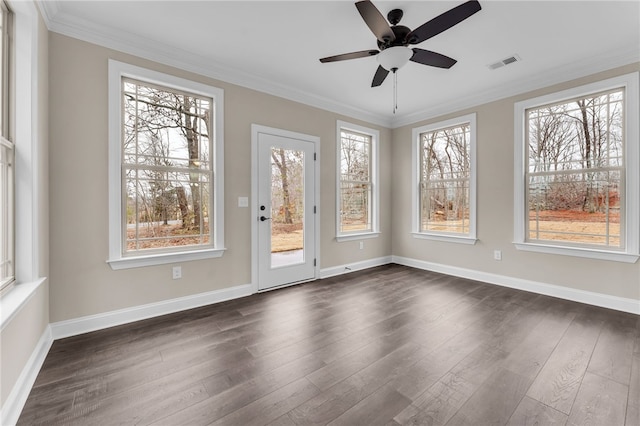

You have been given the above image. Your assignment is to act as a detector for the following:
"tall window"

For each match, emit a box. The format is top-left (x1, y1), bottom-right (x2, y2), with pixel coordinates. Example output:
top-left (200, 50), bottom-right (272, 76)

top-left (0, 1), bottom-right (13, 291)
top-left (514, 73), bottom-right (639, 262)
top-left (412, 114), bottom-right (477, 244)
top-left (336, 121), bottom-right (379, 241)
top-left (108, 61), bottom-right (224, 269)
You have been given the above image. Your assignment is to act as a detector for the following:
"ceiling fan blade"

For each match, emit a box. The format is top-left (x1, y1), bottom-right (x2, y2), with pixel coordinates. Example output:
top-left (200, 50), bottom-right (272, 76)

top-left (355, 0), bottom-right (396, 43)
top-left (410, 48), bottom-right (457, 69)
top-left (407, 0), bottom-right (481, 45)
top-left (320, 50), bottom-right (379, 63)
top-left (371, 65), bottom-right (389, 87)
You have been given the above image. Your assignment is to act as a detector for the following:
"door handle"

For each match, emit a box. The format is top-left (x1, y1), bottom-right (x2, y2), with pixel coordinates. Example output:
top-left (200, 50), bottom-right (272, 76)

top-left (260, 216), bottom-right (271, 222)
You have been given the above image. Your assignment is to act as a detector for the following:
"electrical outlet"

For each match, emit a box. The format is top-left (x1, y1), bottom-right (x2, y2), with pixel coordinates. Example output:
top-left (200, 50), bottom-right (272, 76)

top-left (172, 266), bottom-right (182, 279)
top-left (493, 250), bottom-right (502, 261)
top-left (359, 241), bottom-right (364, 250)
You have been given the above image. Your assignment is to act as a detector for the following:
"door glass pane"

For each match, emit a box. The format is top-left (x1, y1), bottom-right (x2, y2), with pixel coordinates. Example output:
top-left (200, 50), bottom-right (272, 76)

top-left (270, 147), bottom-right (304, 268)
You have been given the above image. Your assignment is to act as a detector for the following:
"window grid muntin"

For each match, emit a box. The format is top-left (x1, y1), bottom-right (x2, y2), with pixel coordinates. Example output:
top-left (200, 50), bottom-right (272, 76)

top-left (524, 87), bottom-right (625, 250)
top-left (339, 129), bottom-right (373, 233)
top-left (419, 122), bottom-right (471, 236)
top-left (121, 77), bottom-right (215, 256)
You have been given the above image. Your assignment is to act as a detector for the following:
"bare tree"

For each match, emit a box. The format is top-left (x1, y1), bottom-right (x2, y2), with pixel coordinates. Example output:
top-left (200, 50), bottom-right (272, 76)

top-left (339, 132), bottom-right (371, 230)
top-left (122, 80), bottom-right (212, 249)
top-left (271, 148), bottom-right (294, 224)
top-left (422, 124), bottom-right (470, 227)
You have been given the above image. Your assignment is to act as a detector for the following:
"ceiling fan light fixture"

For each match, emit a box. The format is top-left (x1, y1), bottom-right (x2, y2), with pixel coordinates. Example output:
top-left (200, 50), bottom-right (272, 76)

top-left (377, 46), bottom-right (412, 71)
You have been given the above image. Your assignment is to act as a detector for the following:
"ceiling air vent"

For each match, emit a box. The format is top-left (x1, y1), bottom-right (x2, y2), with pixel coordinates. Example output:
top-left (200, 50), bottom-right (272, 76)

top-left (488, 54), bottom-right (521, 70)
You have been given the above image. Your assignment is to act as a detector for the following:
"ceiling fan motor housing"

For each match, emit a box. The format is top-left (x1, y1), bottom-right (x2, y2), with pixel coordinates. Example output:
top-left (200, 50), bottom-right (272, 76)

top-left (377, 24), bottom-right (411, 50)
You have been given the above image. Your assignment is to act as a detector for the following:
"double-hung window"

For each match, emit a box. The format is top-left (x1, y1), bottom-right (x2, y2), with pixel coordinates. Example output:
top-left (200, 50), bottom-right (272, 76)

top-left (108, 61), bottom-right (225, 269)
top-left (336, 121), bottom-right (379, 241)
top-left (0, 1), bottom-right (13, 291)
top-left (514, 72), bottom-right (639, 262)
top-left (412, 113), bottom-right (477, 244)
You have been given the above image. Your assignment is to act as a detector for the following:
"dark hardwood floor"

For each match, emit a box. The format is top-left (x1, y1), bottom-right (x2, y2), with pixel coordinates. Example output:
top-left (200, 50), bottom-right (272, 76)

top-left (18, 265), bottom-right (640, 425)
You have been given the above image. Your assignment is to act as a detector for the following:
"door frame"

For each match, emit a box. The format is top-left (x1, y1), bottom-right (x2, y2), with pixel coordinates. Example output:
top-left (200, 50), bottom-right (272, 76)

top-left (251, 124), bottom-right (321, 293)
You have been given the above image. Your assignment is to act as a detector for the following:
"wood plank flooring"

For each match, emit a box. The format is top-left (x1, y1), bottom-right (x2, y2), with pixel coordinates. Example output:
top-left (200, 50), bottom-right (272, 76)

top-left (18, 265), bottom-right (640, 425)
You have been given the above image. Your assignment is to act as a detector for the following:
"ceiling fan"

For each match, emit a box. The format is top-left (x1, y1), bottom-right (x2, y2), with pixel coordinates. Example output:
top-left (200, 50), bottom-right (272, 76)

top-left (320, 0), bottom-right (482, 87)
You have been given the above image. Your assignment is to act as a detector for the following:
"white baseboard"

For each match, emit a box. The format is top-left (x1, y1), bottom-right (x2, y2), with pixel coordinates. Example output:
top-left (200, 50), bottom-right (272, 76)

top-left (50, 283), bottom-right (253, 340)
top-left (392, 255), bottom-right (640, 315)
top-left (1, 325), bottom-right (53, 426)
top-left (320, 256), bottom-right (392, 279)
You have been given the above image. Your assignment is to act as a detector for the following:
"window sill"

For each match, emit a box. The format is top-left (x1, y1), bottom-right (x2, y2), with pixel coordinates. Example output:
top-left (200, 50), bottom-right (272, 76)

top-left (514, 242), bottom-right (639, 263)
top-left (411, 232), bottom-right (478, 245)
top-left (336, 232), bottom-right (380, 242)
top-left (1, 277), bottom-right (46, 332)
top-left (107, 248), bottom-right (226, 270)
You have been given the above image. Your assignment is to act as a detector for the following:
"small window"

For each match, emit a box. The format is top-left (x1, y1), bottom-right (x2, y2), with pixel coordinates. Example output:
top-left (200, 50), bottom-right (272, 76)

top-left (336, 121), bottom-right (379, 241)
top-left (0, 1), bottom-right (13, 291)
top-left (514, 73), bottom-right (639, 262)
top-left (412, 114), bottom-right (477, 244)
top-left (108, 61), bottom-right (225, 269)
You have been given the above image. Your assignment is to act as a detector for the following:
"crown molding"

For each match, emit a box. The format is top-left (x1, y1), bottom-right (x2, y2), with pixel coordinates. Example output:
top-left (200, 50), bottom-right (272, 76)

top-left (37, 1), bottom-right (638, 131)
top-left (34, 0), bottom-right (58, 25)
top-left (38, 3), bottom-right (392, 128)
top-left (390, 44), bottom-right (640, 128)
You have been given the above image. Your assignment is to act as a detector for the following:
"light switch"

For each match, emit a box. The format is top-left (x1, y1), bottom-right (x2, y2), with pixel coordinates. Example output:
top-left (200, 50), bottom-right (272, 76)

top-left (238, 197), bottom-right (249, 208)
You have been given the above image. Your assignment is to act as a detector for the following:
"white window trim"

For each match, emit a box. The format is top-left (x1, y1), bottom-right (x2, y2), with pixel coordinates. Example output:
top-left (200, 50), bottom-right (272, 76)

top-left (336, 120), bottom-right (380, 242)
top-left (411, 113), bottom-right (477, 245)
top-left (107, 60), bottom-right (225, 270)
top-left (513, 72), bottom-right (639, 263)
top-left (1, 0), bottom-right (46, 329)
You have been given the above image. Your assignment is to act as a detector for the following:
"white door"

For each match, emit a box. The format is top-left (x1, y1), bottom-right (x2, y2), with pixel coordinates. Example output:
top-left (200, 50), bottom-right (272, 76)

top-left (253, 126), bottom-right (318, 291)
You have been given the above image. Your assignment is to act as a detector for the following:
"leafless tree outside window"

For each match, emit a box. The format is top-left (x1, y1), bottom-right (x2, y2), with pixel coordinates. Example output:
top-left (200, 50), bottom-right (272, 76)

top-left (526, 88), bottom-right (623, 247)
top-left (122, 79), bottom-right (214, 253)
top-left (420, 123), bottom-right (470, 234)
top-left (339, 130), bottom-right (372, 233)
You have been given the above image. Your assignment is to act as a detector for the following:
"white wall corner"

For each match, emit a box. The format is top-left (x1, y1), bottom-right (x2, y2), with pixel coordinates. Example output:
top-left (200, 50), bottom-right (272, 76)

top-left (1, 325), bottom-right (53, 426)
top-left (391, 255), bottom-right (640, 315)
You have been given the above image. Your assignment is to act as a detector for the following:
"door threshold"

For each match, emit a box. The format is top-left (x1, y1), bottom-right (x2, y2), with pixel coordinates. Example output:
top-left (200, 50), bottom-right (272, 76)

top-left (258, 277), bottom-right (316, 293)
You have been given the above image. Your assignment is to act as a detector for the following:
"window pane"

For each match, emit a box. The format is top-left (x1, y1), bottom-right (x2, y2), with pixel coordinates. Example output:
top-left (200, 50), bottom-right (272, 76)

top-left (339, 126), bottom-right (375, 235)
top-left (419, 122), bottom-right (471, 236)
top-left (340, 131), bottom-right (370, 182)
top-left (527, 90), bottom-right (624, 173)
top-left (123, 80), bottom-right (211, 169)
top-left (340, 182), bottom-right (371, 233)
top-left (125, 168), bottom-right (211, 251)
top-left (526, 88), bottom-right (624, 249)
top-left (420, 180), bottom-right (469, 233)
top-left (421, 124), bottom-right (470, 181)
top-left (528, 170), bottom-right (621, 247)
top-left (122, 78), bottom-right (214, 254)
top-left (270, 147), bottom-right (305, 268)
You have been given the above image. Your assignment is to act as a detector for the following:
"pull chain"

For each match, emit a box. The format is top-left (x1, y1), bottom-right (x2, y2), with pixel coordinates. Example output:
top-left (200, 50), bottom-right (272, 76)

top-left (392, 70), bottom-right (398, 114)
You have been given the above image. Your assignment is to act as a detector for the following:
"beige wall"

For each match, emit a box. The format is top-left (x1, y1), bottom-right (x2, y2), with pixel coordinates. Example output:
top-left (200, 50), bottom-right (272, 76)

top-left (391, 63), bottom-right (640, 301)
top-left (0, 283), bottom-right (49, 407)
top-left (48, 33), bottom-right (392, 323)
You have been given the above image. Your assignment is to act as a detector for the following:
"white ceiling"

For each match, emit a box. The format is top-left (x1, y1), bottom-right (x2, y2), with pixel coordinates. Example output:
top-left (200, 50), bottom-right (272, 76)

top-left (39, 1), bottom-right (640, 127)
